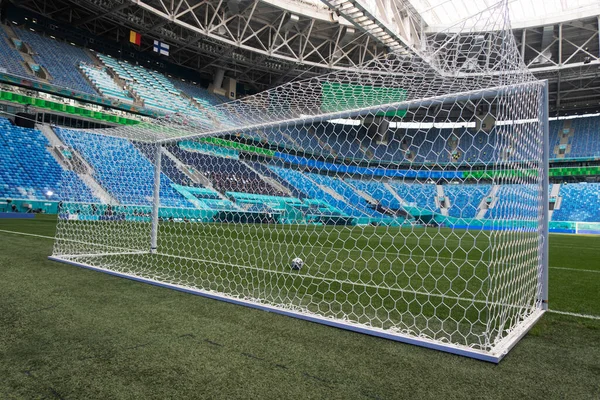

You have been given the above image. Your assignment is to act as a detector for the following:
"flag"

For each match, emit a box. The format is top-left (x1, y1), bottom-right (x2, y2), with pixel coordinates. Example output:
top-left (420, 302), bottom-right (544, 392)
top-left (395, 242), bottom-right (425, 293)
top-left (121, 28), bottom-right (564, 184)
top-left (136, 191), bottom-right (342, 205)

top-left (153, 40), bottom-right (170, 56)
top-left (129, 30), bottom-right (141, 46)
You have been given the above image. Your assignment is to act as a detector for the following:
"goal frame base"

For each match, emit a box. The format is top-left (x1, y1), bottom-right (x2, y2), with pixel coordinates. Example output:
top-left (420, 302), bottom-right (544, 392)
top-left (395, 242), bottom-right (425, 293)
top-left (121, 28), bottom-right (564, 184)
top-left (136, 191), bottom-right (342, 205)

top-left (48, 255), bottom-right (545, 363)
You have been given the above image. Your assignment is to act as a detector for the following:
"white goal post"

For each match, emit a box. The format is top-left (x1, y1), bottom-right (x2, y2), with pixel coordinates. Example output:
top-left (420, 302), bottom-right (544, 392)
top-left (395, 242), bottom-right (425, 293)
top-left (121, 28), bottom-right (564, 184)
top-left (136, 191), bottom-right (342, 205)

top-left (49, 1), bottom-right (549, 363)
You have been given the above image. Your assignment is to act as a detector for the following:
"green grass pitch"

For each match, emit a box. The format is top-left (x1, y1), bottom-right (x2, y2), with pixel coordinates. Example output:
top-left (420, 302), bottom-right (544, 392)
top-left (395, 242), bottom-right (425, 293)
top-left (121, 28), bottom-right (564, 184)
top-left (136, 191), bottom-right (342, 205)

top-left (1, 214), bottom-right (599, 398)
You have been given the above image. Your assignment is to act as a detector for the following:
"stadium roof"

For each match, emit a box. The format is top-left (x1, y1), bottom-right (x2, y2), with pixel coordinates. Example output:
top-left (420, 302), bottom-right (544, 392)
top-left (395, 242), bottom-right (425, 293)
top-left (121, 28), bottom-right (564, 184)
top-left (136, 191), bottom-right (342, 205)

top-left (9, 0), bottom-right (600, 115)
top-left (413, 0), bottom-right (600, 30)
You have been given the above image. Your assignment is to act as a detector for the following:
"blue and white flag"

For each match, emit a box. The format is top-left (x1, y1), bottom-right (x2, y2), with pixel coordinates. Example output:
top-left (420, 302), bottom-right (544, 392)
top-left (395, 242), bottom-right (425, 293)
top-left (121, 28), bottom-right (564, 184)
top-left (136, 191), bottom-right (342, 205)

top-left (153, 40), bottom-right (170, 56)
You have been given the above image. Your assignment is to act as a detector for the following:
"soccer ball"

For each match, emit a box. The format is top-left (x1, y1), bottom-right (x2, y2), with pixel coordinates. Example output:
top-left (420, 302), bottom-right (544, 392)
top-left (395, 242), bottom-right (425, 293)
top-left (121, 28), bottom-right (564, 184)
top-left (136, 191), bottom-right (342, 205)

top-left (291, 257), bottom-right (304, 270)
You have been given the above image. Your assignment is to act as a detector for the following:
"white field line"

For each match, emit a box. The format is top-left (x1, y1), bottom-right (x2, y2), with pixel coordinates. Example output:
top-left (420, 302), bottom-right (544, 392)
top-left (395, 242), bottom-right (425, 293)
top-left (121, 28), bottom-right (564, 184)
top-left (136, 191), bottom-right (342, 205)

top-left (550, 266), bottom-right (600, 274)
top-left (0, 229), bottom-right (144, 254)
top-left (547, 310), bottom-right (600, 320)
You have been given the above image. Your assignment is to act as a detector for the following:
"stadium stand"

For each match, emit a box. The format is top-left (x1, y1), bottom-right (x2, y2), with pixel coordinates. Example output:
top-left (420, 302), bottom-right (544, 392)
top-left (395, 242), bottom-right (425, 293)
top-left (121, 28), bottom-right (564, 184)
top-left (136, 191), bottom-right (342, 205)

top-left (443, 184), bottom-right (492, 218)
top-left (0, 118), bottom-right (96, 202)
top-left (0, 27), bottom-right (28, 76)
top-left (79, 63), bottom-right (134, 103)
top-left (553, 183), bottom-right (600, 222)
top-left (97, 54), bottom-right (202, 116)
top-left (169, 78), bottom-right (228, 107)
top-left (388, 182), bottom-right (438, 212)
top-left (55, 128), bottom-right (189, 207)
top-left (566, 116), bottom-right (600, 158)
top-left (486, 184), bottom-right (539, 220)
top-left (346, 179), bottom-right (402, 209)
top-left (168, 147), bottom-right (285, 196)
top-left (14, 27), bottom-right (98, 95)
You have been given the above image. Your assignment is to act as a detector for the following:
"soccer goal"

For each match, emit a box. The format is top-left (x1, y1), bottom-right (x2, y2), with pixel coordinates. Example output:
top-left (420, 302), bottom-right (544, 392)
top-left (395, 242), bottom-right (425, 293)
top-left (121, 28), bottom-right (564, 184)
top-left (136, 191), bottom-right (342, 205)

top-left (50, 1), bottom-right (548, 362)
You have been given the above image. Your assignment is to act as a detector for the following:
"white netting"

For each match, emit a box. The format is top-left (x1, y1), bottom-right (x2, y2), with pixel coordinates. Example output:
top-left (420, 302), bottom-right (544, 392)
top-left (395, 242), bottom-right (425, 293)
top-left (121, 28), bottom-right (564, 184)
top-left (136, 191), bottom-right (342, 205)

top-left (51, 1), bottom-right (547, 360)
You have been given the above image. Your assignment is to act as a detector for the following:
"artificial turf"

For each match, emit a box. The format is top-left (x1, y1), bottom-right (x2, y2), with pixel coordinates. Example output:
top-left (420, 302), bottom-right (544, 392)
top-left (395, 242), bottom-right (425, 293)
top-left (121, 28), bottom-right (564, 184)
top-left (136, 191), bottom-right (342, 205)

top-left (0, 214), bottom-right (599, 399)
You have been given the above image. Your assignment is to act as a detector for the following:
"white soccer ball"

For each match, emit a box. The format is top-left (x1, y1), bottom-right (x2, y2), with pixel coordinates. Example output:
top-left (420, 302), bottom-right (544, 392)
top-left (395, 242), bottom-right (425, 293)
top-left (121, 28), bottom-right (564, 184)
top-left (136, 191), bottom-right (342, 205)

top-left (291, 257), bottom-right (304, 270)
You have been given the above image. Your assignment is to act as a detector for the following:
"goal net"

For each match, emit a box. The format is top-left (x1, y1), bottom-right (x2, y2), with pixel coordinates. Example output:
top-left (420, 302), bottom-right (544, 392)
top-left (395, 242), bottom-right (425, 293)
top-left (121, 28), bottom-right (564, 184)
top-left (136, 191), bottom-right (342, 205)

top-left (50, 1), bottom-right (548, 362)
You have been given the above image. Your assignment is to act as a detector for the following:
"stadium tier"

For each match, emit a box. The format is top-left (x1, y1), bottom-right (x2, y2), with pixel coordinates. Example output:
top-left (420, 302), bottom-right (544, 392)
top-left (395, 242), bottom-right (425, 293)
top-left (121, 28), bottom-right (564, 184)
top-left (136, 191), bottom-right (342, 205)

top-left (0, 118), bottom-right (96, 202)
top-left (566, 116), bottom-right (600, 158)
top-left (55, 128), bottom-right (189, 208)
top-left (14, 27), bottom-right (98, 95)
top-left (79, 63), bottom-right (135, 103)
top-left (169, 78), bottom-right (228, 107)
top-left (346, 179), bottom-right (403, 209)
top-left (443, 184), bottom-right (492, 218)
top-left (2, 113), bottom-right (599, 224)
top-left (0, 24), bottom-right (227, 116)
top-left (96, 53), bottom-right (207, 116)
top-left (0, 27), bottom-right (28, 76)
top-left (552, 183), bottom-right (600, 222)
top-left (167, 146), bottom-right (285, 197)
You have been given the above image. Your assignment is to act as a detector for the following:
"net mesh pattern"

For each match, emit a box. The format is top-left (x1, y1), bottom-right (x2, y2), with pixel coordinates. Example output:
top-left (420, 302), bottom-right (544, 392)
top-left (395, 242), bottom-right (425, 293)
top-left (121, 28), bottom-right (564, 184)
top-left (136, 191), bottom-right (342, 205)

top-left (52, 1), bottom-right (546, 358)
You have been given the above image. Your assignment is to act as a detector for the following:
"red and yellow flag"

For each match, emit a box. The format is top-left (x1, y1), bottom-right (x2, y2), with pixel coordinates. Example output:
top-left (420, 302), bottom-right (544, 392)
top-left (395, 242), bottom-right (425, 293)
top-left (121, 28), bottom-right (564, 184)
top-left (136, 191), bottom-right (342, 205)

top-left (129, 30), bottom-right (141, 46)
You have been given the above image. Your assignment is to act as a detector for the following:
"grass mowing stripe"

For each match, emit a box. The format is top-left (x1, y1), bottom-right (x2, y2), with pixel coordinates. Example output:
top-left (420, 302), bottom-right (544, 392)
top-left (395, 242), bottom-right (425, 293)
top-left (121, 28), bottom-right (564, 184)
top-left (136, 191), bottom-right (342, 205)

top-left (149, 252), bottom-right (495, 306)
top-left (0, 229), bottom-right (595, 275)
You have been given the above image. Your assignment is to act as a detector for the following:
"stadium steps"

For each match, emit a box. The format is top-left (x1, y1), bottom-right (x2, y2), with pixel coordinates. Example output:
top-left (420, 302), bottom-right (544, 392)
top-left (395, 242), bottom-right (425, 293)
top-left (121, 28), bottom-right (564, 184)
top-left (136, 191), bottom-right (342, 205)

top-left (549, 183), bottom-right (562, 220)
top-left (250, 162), bottom-right (306, 199)
top-left (43, 125), bottom-right (116, 204)
top-left (239, 160), bottom-right (292, 196)
top-left (305, 174), bottom-right (346, 202)
top-left (161, 148), bottom-right (232, 203)
top-left (342, 179), bottom-right (400, 217)
top-left (174, 89), bottom-right (204, 113)
top-left (553, 120), bottom-right (574, 159)
top-left (161, 147), bottom-right (213, 187)
top-left (382, 182), bottom-right (408, 207)
top-left (342, 179), bottom-right (377, 205)
top-left (476, 185), bottom-right (500, 218)
top-left (88, 50), bottom-right (142, 106)
top-left (1, 24), bottom-right (34, 78)
top-left (435, 185), bottom-right (449, 216)
top-left (279, 131), bottom-right (302, 149)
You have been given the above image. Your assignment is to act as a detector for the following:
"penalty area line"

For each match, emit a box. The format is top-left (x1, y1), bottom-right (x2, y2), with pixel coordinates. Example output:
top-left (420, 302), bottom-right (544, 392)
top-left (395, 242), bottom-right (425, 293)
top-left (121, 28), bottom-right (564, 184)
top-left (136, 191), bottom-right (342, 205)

top-left (0, 229), bottom-right (55, 240)
top-left (548, 310), bottom-right (600, 320)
